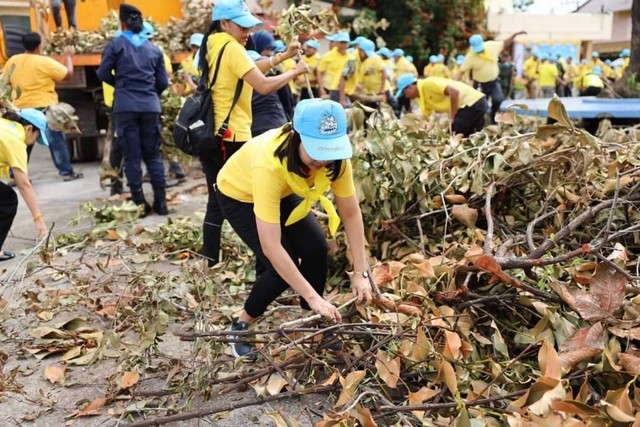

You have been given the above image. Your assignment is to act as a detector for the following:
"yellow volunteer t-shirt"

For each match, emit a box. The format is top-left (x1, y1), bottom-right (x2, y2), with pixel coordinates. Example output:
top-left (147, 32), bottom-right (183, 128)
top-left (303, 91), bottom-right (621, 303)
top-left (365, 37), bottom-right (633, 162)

top-left (207, 32), bottom-right (256, 142)
top-left (300, 53), bottom-right (320, 87)
top-left (417, 77), bottom-right (484, 116)
top-left (423, 63), bottom-right (434, 77)
top-left (523, 57), bottom-right (539, 80)
top-left (2, 53), bottom-right (67, 108)
top-left (431, 63), bottom-right (451, 79)
top-left (0, 118), bottom-right (28, 179)
top-left (217, 127), bottom-right (355, 224)
top-left (394, 56), bottom-right (415, 78)
top-left (280, 57), bottom-right (300, 96)
top-left (538, 63), bottom-right (558, 87)
top-left (318, 48), bottom-right (350, 91)
top-left (181, 55), bottom-right (200, 76)
top-left (460, 40), bottom-right (503, 83)
top-left (342, 53), bottom-right (361, 96)
top-left (578, 74), bottom-right (604, 90)
top-left (359, 54), bottom-right (385, 95)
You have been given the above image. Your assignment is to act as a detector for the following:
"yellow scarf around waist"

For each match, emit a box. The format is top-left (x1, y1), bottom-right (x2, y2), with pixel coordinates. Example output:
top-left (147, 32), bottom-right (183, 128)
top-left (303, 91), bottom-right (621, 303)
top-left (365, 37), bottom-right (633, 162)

top-left (269, 143), bottom-right (340, 236)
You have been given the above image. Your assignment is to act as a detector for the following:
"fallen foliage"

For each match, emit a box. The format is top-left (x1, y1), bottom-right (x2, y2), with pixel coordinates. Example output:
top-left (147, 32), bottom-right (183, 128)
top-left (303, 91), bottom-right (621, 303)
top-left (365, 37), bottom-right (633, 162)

top-left (2, 98), bottom-right (640, 426)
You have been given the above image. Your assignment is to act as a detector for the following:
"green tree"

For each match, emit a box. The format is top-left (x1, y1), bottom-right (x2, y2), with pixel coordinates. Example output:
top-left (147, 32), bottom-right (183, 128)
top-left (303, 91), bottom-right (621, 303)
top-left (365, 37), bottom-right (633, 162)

top-left (332, 0), bottom-right (488, 69)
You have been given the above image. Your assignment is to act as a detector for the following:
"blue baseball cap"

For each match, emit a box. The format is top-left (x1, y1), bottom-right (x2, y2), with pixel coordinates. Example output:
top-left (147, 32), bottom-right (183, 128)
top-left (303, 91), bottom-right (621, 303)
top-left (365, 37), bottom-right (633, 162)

top-left (274, 40), bottom-right (286, 53)
top-left (349, 36), bottom-right (367, 46)
top-left (18, 109), bottom-right (49, 146)
top-left (437, 54), bottom-right (444, 63)
top-left (212, 0), bottom-right (262, 28)
top-left (332, 32), bottom-right (350, 43)
top-left (355, 38), bottom-right (375, 57)
top-left (469, 34), bottom-right (484, 53)
top-left (456, 54), bottom-right (465, 65)
top-left (429, 55), bottom-right (437, 63)
top-left (406, 55), bottom-right (414, 63)
top-left (592, 66), bottom-right (602, 76)
top-left (305, 39), bottom-right (320, 51)
top-left (392, 48), bottom-right (404, 57)
top-left (246, 50), bottom-right (262, 62)
top-left (189, 33), bottom-right (204, 47)
top-left (293, 99), bottom-right (352, 161)
top-left (141, 22), bottom-right (155, 38)
top-left (621, 49), bottom-right (630, 57)
top-left (591, 51), bottom-right (599, 58)
top-left (377, 47), bottom-right (391, 58)
top-left (395, 73), bottom-right (417, 99)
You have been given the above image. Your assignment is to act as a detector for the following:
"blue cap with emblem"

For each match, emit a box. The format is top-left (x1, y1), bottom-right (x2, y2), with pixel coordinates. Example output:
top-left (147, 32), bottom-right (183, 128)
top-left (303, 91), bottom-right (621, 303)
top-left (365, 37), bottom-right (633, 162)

top-left (293, 99), bottom-right (352, 161)
top-left (212, 0), bottom-right (262, 28)
top-left (18, 109), bottom-right (49, 146)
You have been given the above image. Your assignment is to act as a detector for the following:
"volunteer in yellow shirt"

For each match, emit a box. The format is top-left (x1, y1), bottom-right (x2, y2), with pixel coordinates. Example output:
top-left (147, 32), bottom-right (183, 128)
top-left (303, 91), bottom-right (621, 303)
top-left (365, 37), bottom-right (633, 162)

top-left (344, 38), bottom-right (387, 108)
top-left (587, 51), bottom-right (605, 73)
top-left (396, 73), bottom-right (487, 137)
top-left (2, 32), bottom-right (82, 181)
top-left (431, 54), bottom-right (451, 78)
top-left (522, 52), bottom-right (540, 98)
top-left (563, 56), bottom-right (578, 96)
top-left (538, 54), bottom-right (562, 98)
top-left (317, 32), bottom-right (351, 99)
top-left (406, 55), bottom-right (419, 76)
top-left (180, 33), bottom-right (205, 94)
top-left (423, 55), bottom-right (436, 77)
top-left (392, 49), bottom-right (416, 78)
top-left (298, 39), bottom-right (321, 99)
top-left (576, 66), bottom-right (605, 96)
top-left (457, 32), bottom-right (525, 122)
top-left (0, 109), bottom-right (49, 261)
top-left (200, 0), bottom-right (308, 267)
top-left (216, 99), bottom-right (371, 361)
top-left (620, 49), bottom-right (630, 73)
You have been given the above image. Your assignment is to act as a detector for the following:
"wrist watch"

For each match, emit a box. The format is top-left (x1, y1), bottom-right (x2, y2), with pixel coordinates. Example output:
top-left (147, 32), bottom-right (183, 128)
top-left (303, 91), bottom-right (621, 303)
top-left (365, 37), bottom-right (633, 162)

top-left (353, 270), bottom-right (369, 279)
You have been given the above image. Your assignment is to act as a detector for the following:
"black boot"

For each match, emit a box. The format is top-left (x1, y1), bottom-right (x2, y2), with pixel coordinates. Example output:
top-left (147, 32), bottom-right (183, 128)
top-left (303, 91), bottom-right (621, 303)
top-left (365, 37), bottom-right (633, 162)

top-left (152, 187), bottom-right (168, 215)
top-left (130, 188), bottom-right (151, 217)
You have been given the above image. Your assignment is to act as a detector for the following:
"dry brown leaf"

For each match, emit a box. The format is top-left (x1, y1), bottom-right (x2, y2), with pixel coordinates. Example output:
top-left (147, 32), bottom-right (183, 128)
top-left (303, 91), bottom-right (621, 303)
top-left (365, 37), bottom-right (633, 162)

top-left (375, 351), bottom-right (400, 388)
top-left (266, 373), bottom-right (288, 396)
top-left (350, 405), bottom-right (378, 427)
top-left (413, 260), bottom-right (436, 278)
top-left (550, 281), bottom-right (611, 322)
top-left (396, 302), bottom-right (423, 317)
top-left (372, 264), bottom-right (394, 286)
top-left (44, 365), bottom-right (65, 384)
top-left (618, 353), bottom-right (640, 375)
top-left (336, 370), bottom-right (366, 407)
top-left (451, 204), bottom-right (478, 229)
top-left (409, 387), bottom-right (439, 418)
top-left (550, 400), bottom-right (600, 417)
top-left (539, 340), bottom-right (562, 381)
top-left (444, 194), bottom-right (467, 204)
top-left (443, 330), bottom-right (461, 360)
top-left (388, 261), bottom-right (406, 278)
top-left (105, 229), bottom-right (122, 241)
top-left (119, 371), bottom-right (140, 389)
top-left (495, 110), bottom-right (517, 125)
top-left (411, 327), bottom-right (430, 362)
top-left (437, 360), bottom-right (457, 396)
top-left (609, 327), bottom-right (640, 341)
top-left (76, 396), bottom-right (108, 417)
top-left (590, 263), bottom-right (627, 315)
top-left (558, 323), bottom-right (604, 370)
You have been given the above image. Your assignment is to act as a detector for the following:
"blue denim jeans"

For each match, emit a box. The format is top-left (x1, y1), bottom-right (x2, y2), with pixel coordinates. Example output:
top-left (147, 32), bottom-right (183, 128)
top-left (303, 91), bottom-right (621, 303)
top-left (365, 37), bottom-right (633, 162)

top-left (51, 0), bottom-right (77, 29)
top-left (45, 127), bottom-right (74, 176)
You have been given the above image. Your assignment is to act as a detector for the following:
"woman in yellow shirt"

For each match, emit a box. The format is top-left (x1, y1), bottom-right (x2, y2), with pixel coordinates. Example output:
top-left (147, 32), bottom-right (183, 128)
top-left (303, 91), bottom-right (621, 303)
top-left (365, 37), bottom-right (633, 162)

top-left (200, 0), bottom-right (309, 267)
top-left (396, 73), bottom-right (488, 137)
top-left (0, 109), bottom-right (49, 261)
top-left (217, 99), bottom-right (372, 361)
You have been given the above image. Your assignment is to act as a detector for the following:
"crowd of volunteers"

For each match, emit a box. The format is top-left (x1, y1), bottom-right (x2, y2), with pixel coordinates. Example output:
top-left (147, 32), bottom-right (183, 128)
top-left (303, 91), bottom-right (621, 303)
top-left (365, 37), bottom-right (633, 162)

top-left (0, 0), bottom-right (633, 360)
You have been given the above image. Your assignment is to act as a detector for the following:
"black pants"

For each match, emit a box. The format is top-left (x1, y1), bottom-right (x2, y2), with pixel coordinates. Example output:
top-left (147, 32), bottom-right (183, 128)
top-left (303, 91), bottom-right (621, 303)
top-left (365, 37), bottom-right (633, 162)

top-left (474, 79), bottom-right (504, 123)
top-left (299, 87), bottom-right (320, 100)
top-left (580, 86), bottom-right (602, 97)
top-left (199, 140), bottom-right (245, 265)
top-left (0, 183), bottom-right (18, 252)
top-left (217, 191), bottom-right (328, 318)
top-left (114, 112), bottom-right (165, 190)
top-left (453, 97), bottom-right (488, 137)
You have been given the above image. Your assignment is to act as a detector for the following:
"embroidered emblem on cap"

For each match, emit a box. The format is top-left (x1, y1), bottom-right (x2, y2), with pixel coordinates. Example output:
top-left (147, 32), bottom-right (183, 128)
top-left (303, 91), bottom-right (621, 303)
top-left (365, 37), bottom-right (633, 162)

top-left (318, 114), bottom-right (338, 135)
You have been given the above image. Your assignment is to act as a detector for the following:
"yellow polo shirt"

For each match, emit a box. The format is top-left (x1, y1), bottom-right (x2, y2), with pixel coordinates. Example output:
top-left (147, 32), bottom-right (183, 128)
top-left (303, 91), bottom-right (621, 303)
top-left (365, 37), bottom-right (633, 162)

top-left (577, 74), bottom-right (604, 90)
top-left (394, 56), bottom-right (415, 78)
top-left (359, 54), bottom-right (385, 95)
top-left (318, 48), bottom-right (350, 91)
top-left (300, 53), bottom-right (320, 88)
top-left (0, 118), bottom-right (28, 179)
top-left (523, 57), bottom-right (539, 80)
top-left (423, 63), bottom-right (434, 77)
top-left (538, 63), bottom-right (558, 88)
top-left (417, 77), bottom-right (484, 116)
top-left (431, 63), bottom-right (451, 79)
top-left (2, 53), bottom-right (67, 108)
top-left (342, 53), bottom-right (361, 96)
top-left (460, 40), bottom-right (503, 83)
top-left (207, 32), bottom-right (256, 142)
top-left (217, 127), bottom-right (355, 224)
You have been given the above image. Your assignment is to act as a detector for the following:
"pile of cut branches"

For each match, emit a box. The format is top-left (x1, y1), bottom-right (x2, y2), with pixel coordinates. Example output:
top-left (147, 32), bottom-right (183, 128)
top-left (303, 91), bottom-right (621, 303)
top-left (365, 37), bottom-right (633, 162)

top-left (3, 99), bottom-right (640, 426)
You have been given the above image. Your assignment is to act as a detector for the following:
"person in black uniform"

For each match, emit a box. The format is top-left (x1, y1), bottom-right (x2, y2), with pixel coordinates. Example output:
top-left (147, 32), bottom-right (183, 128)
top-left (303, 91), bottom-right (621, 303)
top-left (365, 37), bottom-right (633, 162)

top-left (97, 4), bottom-right (169, 215)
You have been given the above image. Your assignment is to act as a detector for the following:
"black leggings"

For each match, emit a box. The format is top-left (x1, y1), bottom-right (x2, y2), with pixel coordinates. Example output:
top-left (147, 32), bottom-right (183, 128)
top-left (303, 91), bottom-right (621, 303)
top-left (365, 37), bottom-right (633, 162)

top-left (217, 191), bottom-right (328, 318)
top-left (199, 140), bottom-right (245, 265)
top-left (0, 182), bottom-right (18, 251)
top-left (453, 97), bottom-right (488, 137)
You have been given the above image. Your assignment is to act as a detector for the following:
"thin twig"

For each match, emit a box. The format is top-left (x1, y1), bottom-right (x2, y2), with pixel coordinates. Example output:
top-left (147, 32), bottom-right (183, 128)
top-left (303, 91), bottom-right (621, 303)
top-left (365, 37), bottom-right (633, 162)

top-left (484, 183), bottom-right (495, 255)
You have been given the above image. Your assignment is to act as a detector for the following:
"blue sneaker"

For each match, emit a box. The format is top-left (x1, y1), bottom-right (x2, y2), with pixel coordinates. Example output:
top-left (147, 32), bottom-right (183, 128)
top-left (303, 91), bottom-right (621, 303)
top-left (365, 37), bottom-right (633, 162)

top-left (229, 321), bottom-right (258, 362)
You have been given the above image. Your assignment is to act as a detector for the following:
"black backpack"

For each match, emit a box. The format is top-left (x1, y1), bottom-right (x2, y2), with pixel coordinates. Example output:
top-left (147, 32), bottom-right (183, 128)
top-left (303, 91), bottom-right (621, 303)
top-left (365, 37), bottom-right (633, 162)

top-left (173, 41), bottom-right (243, 156)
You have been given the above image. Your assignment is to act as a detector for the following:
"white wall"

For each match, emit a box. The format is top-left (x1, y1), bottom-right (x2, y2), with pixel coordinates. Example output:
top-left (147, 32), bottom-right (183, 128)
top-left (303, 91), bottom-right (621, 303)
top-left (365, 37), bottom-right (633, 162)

top-left (488, 12), bottom-right (613, 41)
